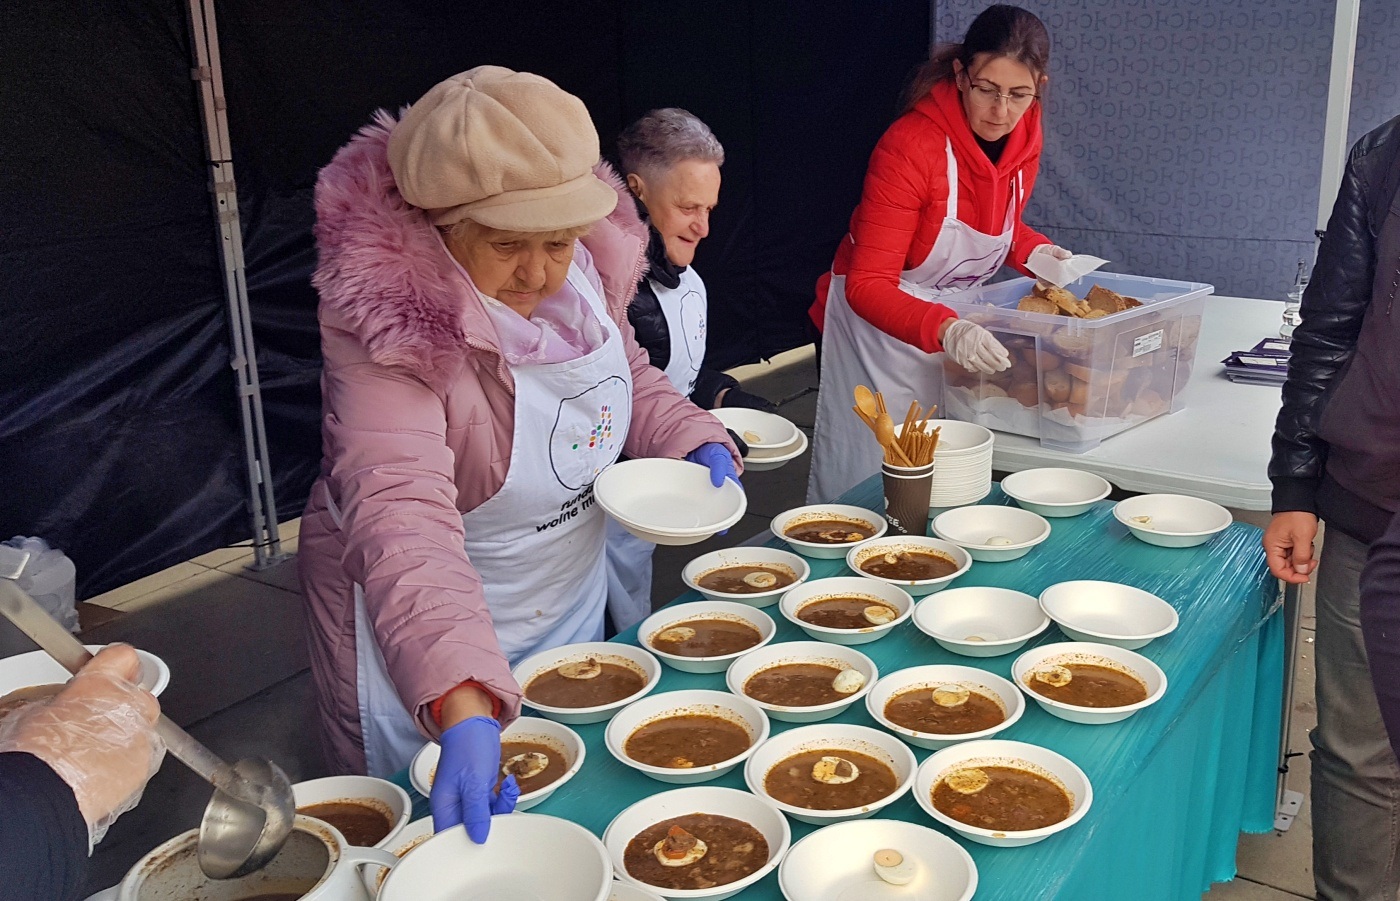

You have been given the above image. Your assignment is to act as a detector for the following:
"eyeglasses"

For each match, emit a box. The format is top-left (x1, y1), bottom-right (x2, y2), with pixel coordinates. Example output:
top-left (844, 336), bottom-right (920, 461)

top-left (958, 72), bottom-right (1038, 111)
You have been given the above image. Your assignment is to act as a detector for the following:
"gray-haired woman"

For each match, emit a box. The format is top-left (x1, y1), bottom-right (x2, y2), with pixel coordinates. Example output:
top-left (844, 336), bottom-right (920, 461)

top-left (603, 108), bottom-right (775, 630)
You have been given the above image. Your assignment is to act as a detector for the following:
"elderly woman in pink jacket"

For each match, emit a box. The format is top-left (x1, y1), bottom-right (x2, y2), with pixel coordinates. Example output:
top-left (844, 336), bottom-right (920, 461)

top-left (298, 67), bottom-right (740, 842)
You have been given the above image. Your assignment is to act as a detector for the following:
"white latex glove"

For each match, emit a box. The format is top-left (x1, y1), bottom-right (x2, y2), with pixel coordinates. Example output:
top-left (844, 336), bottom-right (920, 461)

top-left (0, 645), bottom-right (165, 847)
top-left (941, 319), bottom-right (1012, 374)
top-left (1028, 244), bottom-right (1074, 264)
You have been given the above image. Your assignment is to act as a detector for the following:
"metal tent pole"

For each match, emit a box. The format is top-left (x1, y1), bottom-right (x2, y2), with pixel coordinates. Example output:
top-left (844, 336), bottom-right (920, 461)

top-left (186, 0), bottom-right (286, 568)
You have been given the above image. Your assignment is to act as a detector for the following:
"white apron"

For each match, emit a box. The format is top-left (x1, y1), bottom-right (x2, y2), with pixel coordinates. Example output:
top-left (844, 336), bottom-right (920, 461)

top-left (345, 262), bottom-right (633, 777)
top-left (603, 266), bottom-right (709, 631)
top-left (808, 138), bottom-right (1021, 503)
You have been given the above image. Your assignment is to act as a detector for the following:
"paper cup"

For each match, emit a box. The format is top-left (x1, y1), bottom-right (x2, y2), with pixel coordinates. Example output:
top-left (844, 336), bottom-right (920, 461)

top-left (881, 461), bottom-right (935, 536)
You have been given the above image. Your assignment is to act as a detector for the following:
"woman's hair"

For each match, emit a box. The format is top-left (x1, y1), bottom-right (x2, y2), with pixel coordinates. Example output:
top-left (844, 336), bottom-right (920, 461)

top-left (616, 108), bottom-right (724, 183)
top-left (442, 219), bottom-right (592, 246)
top-left (900, 4), bottom-right (1050, 114)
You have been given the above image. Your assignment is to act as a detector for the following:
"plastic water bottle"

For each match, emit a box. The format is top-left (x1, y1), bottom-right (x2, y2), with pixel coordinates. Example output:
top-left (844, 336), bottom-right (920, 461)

top-left (1280, 259), bottom-right (1308, 339)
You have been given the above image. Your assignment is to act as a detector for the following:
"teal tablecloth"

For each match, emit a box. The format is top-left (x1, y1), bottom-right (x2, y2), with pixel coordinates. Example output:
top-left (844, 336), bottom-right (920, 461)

top-left (395, 480), bottom-right (1281, 900)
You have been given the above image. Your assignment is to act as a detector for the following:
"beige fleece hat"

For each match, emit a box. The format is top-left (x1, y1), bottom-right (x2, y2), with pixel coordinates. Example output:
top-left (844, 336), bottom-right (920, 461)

top-left (387, 66), bottom-right (617, 230)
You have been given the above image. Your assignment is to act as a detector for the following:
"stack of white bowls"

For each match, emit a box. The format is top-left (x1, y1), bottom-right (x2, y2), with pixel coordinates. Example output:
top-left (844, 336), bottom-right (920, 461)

top-left (899, 419), bottom-right (994, 507)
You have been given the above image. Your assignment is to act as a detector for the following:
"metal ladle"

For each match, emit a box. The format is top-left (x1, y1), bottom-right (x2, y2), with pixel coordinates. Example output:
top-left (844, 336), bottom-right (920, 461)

top-left (0, 578), bottom-right (295, 879)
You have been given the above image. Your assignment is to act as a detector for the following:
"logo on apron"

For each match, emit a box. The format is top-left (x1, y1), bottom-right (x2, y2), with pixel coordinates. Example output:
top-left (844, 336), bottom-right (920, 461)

top-left (549, 374), bottom-right (632, 490)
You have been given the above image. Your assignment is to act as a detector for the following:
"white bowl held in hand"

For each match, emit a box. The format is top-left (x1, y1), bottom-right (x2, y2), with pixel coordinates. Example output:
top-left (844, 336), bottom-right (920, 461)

top-left (744, 724), bottom-right (917, 825)
top-left (914, 739), bottom-right (1093, 847)
top-left (740, 430), bottom-right (808, 472)
top-left (680, 547), bottom-right (811, 606)
top-left (596, 458), bottom-right (747, 546)
top-left (1012, 641), bottom-right (1168, 725)
top-left (778, 819), bottom-right (977, 901)
top-left (725, 641), bottom-right (878, 723)
top-left (1112, 493), bottom-right (1232, 547)
top-left (779, 577), bottom-right (914, 646)
top-left (0, 645), bottom-right (170, 700)
top-left (771, 504), bottom-right (887, 559)
top-left (931, 505), bottom-right (1051, 562)
top-left (865, 665), bottom-right (1025, 750)
top-left (912, 587), bottom-right (1050, 657)
top-left (363, 816), bottom-right (436, 896)
top-left (603, 786), bottom-right (791, 901)
top-left (1039, 580), bottom-right (1179, 650)
top-left (639, 601), bottom-right (776, 674)
top-left (379, 813), bottom-right (612, 901)
top-left (1001, 468), bottom-right (1113, 517)
top-left (605, 689), bottom-right (771, 784)
top-left (710, 408), bottom-right (800, 456)
top-left (513, 642), bottom-right (661, 725)
top-left (846, 536), bottom-right (972, 597)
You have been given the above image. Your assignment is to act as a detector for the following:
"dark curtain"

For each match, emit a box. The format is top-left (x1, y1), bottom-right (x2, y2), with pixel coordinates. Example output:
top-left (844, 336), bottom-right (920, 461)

top-left (0, 1), bottom-right (926, 596)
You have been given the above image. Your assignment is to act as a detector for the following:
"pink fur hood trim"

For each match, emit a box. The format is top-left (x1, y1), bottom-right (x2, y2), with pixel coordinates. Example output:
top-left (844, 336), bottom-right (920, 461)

top-left (311, 109), bottom-right (646, 387)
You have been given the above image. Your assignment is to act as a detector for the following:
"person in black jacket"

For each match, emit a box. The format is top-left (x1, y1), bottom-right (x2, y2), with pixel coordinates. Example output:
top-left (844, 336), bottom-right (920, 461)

top-left (0, 644), bottom-right (164, 900)
top-left (602, 109), bottom-right (777, 630)
top-left (1265, 113), bottom-right (1400, 901)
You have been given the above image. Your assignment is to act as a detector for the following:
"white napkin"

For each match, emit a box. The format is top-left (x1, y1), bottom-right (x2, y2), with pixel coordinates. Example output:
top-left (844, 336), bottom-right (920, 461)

top-left (1025, 252), bottom-right (1110, 289)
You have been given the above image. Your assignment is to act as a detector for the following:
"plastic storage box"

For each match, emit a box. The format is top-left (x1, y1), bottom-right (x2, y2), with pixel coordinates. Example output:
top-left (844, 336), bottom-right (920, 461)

top-left (938, 272), bottom-right (1212, 452)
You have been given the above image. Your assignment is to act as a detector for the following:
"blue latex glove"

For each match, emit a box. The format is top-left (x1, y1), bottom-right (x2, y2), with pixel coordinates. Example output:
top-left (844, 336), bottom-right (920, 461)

top-left (685, 442), bottom-right (741, 489)
top-left (431, 716), bottom-right (519, 842)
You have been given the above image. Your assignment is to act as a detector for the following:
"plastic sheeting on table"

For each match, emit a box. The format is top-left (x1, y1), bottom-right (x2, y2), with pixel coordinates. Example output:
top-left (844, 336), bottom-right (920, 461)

top-left (395, 481), bottom-right (1281, 900)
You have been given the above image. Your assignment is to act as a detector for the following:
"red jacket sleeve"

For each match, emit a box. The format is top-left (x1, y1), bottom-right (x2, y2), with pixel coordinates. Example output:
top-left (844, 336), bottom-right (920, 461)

top-left (1008, 158), bottom-right (1051, 273)
top-left (841, 121), bottom-right (960, 354)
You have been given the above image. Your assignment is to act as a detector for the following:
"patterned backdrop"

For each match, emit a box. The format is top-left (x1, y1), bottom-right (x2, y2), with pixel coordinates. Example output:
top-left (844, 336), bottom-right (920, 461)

top-left (934, 0), bottom-right (1400, 302)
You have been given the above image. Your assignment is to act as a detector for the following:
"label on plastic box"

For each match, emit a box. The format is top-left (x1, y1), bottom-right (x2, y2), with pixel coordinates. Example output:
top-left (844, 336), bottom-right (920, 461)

top-left (1132, 329), bottom-right (1164, 357)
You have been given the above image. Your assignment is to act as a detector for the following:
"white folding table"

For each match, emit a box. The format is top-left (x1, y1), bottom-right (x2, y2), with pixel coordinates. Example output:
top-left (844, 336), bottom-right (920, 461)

top-left (988, 294), bottom-right (1305, 830)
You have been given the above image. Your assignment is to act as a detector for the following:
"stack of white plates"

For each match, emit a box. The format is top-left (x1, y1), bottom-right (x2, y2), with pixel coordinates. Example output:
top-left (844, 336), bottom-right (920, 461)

top-left (899, 419), bottom-right (994, 507)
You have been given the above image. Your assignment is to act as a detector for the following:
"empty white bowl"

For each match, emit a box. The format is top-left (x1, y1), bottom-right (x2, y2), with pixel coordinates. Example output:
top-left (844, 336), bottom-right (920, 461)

top-left (778, 819), bottom-right (977, 901)
top-left (513, 642), bottom-right (661, 725)
top-left (292, 774), bottom-right (411, 851)
top-left (710, 408), bottom-right (801, 456)
top-left (771, 504), bottom-right (887, 559)
top-left (1012, 641), bottom-right (1168, 725)
top-left (846, 536), bottom-right (972, 597)
top-left (914, 739), bottom-right (1093, 847)
top-left (610, 882), bottom-right (666, 901)
top-left (596, 458), bottom-right (747, 546)
top-left (409, 718), bottom-right (588, 809)
top-left (931, 505), bottom-right (1051, 562)
top-left (363, 816), bottom-right (435, 895)
top-left (912, 587), bottom-right (1050, 657)
top-left (1039, 580), bottom-right (1179, 650)
top-left (1001, 468), bottom-right (1113, 517)
top-left (1112, 493), bottom-right (1232, 547)
top-left (779, 577), bottom-right (914, 646)
top-left (604, 786), bottom-right (791, 901)
top-left (744, 724), bottom-right (917, 825)
top-left (605, 689), bottom-right (770, 784)
top-left (725, 641), bottom-right (878, 723)
top-left (638, 601), bottom-right (776, 674)
top-left (866, 665), bottom-right (1025, 750)
top-left (0, 644), bottom-right (170, 699)
top-left (680, 547), bottom-right (811, 606)
top-left (741, 429), bottom-right (808, 472)
top-left (379, 814), bottom-right (612, 901)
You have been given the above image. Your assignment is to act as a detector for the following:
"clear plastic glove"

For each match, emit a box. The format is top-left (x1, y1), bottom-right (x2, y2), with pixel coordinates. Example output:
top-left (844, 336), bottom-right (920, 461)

top-left (1028, 243), bottom-right (1075, 263)
top-left (431, 716), bottom-right (519, 842)
top-left (685, 442), bottom-right (741, 489)
top-left (0, 644), bottom-right (164, 847)
top-left (940, 319), bottom-right (1012, 374)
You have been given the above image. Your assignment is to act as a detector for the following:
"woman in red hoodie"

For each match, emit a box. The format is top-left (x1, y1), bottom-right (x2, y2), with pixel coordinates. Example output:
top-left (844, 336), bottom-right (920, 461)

top-left (807, 5), bottom-right (1073, 502)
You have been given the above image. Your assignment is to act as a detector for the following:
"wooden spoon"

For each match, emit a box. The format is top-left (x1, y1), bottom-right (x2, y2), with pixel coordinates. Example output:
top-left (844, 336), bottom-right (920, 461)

top-left (875, 410), bottom-right (915, 466)
top-left (854, 385), bottom-right (880, 423)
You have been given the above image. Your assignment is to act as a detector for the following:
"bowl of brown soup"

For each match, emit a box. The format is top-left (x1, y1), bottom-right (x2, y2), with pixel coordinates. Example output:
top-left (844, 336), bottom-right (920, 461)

top-left (865, 664), bottom-right (1025, 750)
top-left (639, 601), bottom-right (777, 674)
top-left (603, 786), bottom-right (790, 900)
top-left (409, 716), bottom-right (588, 813)
top-left (725, 641), bottom-right (878, 724)
top-left (680, 547), bottom-right (811, 606)
top-left (744, 723), bottom-right (917, 825)
top-left (770, 504), bottom-right (887, 560)
top-left (845, 536), bottom-right (972, 597)
top-left (605, 689), bottom-right (770, 785)
top-left (778, 576), bottom-right (914, 646)
top-left (1012, 641), bottom-right (1167, 725)
top-left (914, 739), bottom-right (1093, 847)
top-left (513, 641), bottom-right (662, 725)
top-left (292, 775), bottom-right (410, 850)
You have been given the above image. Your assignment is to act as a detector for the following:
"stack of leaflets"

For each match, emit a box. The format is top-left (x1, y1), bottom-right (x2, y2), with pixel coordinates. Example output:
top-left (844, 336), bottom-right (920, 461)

top-left (1221, 338), bottom-right (1290, 386)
